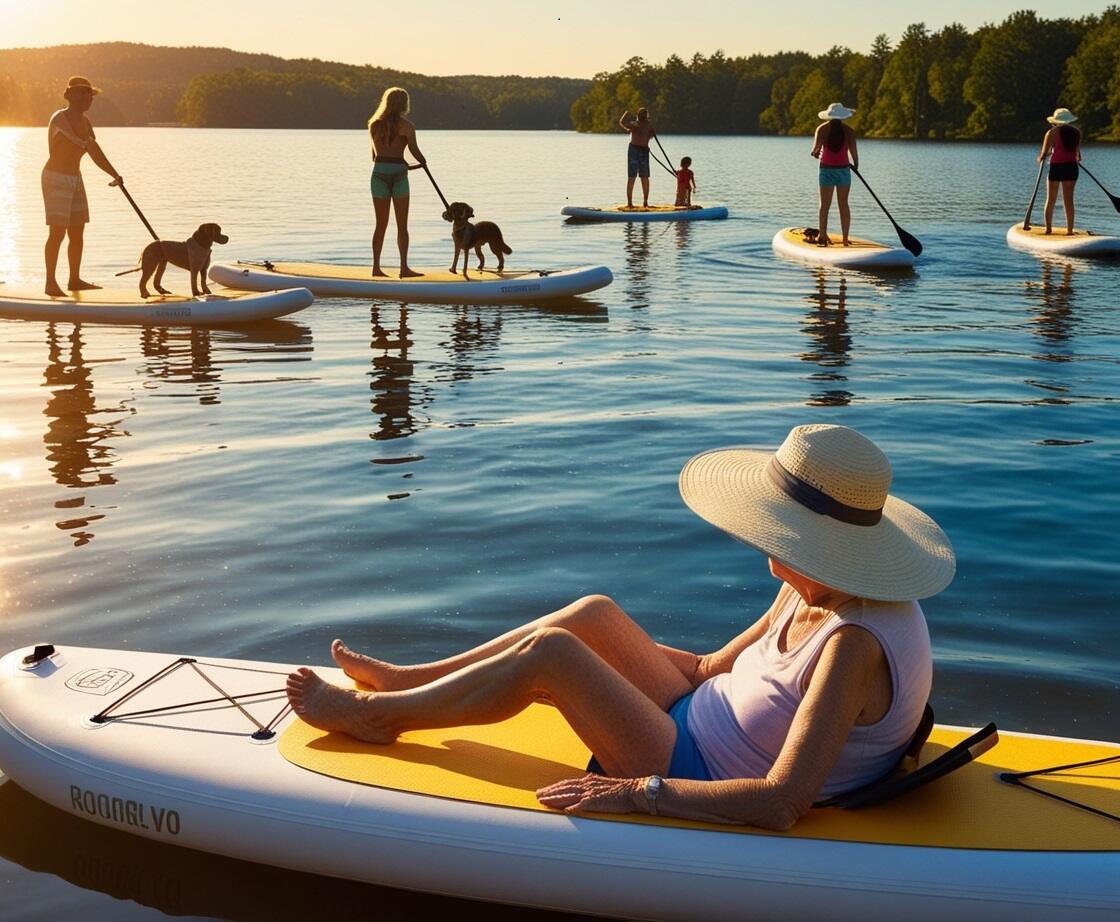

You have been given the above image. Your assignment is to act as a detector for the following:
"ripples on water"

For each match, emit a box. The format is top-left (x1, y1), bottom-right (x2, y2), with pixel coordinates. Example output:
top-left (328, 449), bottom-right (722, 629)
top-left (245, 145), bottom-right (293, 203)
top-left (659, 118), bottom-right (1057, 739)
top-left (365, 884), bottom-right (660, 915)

top-left (0, 129), bottom-right (1117, 919)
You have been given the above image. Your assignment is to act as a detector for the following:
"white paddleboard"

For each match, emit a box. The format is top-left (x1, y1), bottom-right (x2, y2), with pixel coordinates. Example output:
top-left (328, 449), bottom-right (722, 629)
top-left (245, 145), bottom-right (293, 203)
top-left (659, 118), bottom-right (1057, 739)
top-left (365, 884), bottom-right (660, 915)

top-left (773, 228), bottom-right (914, 269)
top-left (1006, 224), bottom-right (1120, 257)
top-left (562, 204), bottom-right (729, 222)
top-left (0, 286), bottom-right (313, 326)
top-left (210, 262), bottom-right (612, 304)
top-left (0, 643), bottom-right (1117, 922)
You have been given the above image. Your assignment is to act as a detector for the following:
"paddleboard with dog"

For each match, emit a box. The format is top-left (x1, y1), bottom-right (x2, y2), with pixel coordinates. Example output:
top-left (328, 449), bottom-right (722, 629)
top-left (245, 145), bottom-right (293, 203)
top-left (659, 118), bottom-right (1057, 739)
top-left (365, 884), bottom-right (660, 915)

top-left (0, 285), bottom-right (313, 325)
top-left (1006, 224), bottom-right (1120, 257)
top-left (209, 261), bottom-right (612, 303)
top-left (772, 227), bottom-right (915, 269)
top-left (562, 203), bottom-right (729, 222)
top-left (1, 643), bottom-right (1117, 922)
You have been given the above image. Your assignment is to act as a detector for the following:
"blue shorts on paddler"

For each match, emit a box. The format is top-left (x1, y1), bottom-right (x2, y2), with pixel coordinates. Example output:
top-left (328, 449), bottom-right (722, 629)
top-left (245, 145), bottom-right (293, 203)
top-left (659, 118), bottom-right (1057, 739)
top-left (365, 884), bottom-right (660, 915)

top-left (628, 143), bottom-right (651, 179)
top-left (586, 691), bottom-right (712, 781)
top-left (371, 160), bottom-right (409, 200)
top-left (819, 166), bottom-right (852, 188)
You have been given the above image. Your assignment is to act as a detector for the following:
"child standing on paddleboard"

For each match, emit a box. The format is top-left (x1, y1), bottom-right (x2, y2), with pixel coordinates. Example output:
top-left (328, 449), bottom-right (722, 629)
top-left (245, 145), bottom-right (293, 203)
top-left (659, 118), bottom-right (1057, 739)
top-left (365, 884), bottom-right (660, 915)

top-left (675, 157), bottom-right (696, 207)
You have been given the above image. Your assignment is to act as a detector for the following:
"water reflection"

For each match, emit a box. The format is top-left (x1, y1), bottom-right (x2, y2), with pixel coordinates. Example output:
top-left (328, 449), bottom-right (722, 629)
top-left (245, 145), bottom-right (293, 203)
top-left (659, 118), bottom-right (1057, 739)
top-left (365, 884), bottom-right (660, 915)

top-left (623, 223), bottom-right (653, 309)
top-left (0, 780), bottom-right (597, 922)
top-left (41, 324), bottom-right (130, 545)
top-left (368, 304), bottom-right (433, 446)
top-left (436, 306), bottom-right (504, 383)
top-left (1026, 259), bottom-right (1078, 360)
top-left (39, 320), bottom-right (313, 545)
top-left (141, 327), bottom-right (221, 404)
top-left (800, 270), bottom-right (853, 407)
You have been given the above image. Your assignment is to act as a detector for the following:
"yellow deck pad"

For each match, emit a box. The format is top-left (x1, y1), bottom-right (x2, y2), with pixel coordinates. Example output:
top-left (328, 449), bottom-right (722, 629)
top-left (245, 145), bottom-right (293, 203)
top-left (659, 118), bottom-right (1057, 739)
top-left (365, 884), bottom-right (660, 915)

top-left (280, 702), bottom-right (1120, 850)
top-left (0, 287), bottom-right (233, 305)
top-left (779, 229), bottom-right (892, 251)
top-left (253, 262), bottom-right (538, 283)
top-left (1012, 225), bottom-right (1094, 238)
top-left (599, 205), bottom-right (700, 213)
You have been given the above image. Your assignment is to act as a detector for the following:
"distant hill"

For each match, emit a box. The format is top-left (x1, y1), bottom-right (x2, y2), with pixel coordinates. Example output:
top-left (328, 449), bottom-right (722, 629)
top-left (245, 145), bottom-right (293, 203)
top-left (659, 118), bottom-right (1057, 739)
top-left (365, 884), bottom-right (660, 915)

top-left (0, 42), bottom-right (591, 129)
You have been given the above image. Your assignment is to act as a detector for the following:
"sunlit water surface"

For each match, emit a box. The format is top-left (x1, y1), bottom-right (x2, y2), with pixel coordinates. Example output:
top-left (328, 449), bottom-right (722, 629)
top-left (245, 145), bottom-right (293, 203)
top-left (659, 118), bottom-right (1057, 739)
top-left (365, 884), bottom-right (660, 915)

top-left (0, 128), bottom-right (1118, 920)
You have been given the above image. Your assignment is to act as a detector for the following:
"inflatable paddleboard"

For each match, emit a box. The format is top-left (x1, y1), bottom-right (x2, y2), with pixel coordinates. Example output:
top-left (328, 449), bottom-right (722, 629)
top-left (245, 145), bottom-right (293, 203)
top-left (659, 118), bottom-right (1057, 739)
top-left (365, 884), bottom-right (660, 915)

top-left (562, 204), bottom-right (729, 222)
top-left (1006, 224), bottom-right (1120, 257)
top-left (210, 261), bottom-right (612, 304)
top-left (0, 286), bottom-right (313, 326)
top-left (773, 228), bottom-right (915, 269)
top-left (1, 644), bottom-right (1117, 922)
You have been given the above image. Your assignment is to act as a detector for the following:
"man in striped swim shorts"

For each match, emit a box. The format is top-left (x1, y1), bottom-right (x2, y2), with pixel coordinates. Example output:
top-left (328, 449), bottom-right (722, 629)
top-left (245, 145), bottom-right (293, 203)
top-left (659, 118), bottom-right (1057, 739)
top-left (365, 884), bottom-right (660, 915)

top-left (42, 76), bottom-right (122, 296)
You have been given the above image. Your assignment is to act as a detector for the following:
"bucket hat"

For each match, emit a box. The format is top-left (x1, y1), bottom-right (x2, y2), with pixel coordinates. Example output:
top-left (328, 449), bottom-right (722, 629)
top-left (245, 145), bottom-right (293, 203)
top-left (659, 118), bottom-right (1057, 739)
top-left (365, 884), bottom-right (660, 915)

top-left (1047, 108), bottom-right (1077, 125)
top-left (818, 102), bottom-right (855, 120)
top-left (64, 76), bottom-right (101, 97)
top-left (679, 424), bottom-right (955, 601)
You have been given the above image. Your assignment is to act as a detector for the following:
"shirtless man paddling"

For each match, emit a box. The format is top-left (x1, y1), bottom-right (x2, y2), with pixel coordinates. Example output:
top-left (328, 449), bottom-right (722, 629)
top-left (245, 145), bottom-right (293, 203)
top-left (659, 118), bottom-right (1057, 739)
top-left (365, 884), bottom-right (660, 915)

top-left (618, 108), bottom-right (656, 208)
top-left (42, 76), bottom-right (121, 296)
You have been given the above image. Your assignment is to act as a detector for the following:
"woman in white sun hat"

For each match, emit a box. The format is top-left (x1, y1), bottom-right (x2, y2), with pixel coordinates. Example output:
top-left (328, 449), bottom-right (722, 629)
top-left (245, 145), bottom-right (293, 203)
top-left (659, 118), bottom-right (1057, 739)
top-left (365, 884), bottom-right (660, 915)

top-left (286, 424), bottom-right (953, 831)
top-left (1038, 107), bottom-right (1082, 235)
top-left (811, 103), bottom-right (860, 246)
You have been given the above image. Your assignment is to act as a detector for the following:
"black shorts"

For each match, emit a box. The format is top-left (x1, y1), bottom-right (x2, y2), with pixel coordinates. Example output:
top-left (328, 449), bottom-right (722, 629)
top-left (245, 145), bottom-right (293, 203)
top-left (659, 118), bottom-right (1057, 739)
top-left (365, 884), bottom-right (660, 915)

top-left (1049, 162), bottom-right (1079, 183)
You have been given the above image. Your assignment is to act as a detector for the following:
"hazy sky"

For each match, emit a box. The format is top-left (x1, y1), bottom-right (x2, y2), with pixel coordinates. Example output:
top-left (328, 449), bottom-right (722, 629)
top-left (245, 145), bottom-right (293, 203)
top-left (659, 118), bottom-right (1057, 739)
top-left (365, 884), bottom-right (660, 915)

top-left (2, 0), bottom-right (1112, 77)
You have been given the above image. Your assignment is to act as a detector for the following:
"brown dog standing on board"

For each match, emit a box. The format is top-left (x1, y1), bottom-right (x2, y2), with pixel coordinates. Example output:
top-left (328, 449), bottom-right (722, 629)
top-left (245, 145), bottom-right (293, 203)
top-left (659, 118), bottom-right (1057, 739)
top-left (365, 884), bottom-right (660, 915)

top-left (127, 223), bottom-right (229, 298)
top-left (442, 202), bottom-right (512, 278)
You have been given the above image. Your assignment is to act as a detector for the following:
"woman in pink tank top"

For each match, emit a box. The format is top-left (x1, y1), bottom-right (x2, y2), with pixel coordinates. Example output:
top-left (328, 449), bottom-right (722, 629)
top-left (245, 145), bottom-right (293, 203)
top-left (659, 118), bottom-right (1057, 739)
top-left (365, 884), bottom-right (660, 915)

top-left (810, 103), bottom-right (860, 246)
top-left (1038, 108), bottom-right (1082, 235)
top-left (285, 424), bottom-right (955, 832)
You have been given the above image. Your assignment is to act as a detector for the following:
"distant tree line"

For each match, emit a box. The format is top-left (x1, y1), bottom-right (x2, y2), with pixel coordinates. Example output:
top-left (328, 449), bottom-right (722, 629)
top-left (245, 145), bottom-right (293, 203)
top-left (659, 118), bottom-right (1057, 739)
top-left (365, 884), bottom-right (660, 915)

top-left (571, 8), bottom-right (1120, 140)
top-left (175, 67), bottom-right (584, 129)
top-left (0, 42), bottom-right (589, 129)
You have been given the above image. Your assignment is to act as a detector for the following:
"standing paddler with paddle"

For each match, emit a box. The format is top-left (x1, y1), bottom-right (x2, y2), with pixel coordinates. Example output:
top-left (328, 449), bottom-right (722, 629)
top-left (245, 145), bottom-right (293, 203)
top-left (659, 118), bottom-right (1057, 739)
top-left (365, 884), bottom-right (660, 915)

top-left (1038, 108), bottom-right (1082, 236)
top-left (811, 103), bottom-right (859, 247)
top-left (619, 108), bottom-right (656, 209)
top-left (368, 87), bottom-right (427, 278)
top-left (42, 76), bottom-right (122, 296)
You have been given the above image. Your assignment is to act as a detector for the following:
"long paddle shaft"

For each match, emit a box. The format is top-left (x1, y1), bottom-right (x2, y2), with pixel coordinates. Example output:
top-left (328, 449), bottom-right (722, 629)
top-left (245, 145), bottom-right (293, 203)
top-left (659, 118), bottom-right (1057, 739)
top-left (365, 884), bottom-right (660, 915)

top-left (1078, 163), bottom-right (1120, 213)
top-left (850, 166), bottom-right (923, 257)
top-left (1023, 160), bottom-right (1046, 230)
top-left (420, 162), bottom-right (451, 212)
top-left (651, 135), bottom-right (677, 178)
top-left (111, 178), bottom-right (159, 242)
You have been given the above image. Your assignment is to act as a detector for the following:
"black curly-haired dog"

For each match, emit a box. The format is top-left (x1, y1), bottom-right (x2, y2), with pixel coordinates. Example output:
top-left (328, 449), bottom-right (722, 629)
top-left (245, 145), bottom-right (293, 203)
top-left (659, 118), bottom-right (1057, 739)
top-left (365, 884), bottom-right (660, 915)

top-left (442, 202), bottom-right (512, 278)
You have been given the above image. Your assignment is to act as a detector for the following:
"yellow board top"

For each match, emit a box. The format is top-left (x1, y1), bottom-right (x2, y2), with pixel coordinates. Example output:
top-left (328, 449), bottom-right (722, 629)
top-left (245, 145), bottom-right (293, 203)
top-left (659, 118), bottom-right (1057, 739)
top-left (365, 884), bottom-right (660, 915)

top-left (1012, 224), bottom-right (1093, 238)
top-left (280, 701), bottom-right (1120, 850)
top-left (249, 263), bottom-right (538, 283)
top-left (778, 229), bottom-right (892, 251)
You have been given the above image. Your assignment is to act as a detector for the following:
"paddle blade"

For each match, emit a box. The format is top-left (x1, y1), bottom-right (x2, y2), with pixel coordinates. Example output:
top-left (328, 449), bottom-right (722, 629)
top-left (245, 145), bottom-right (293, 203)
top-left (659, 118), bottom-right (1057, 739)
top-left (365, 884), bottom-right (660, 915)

top-left (897, 225), bottom-right (923, 257)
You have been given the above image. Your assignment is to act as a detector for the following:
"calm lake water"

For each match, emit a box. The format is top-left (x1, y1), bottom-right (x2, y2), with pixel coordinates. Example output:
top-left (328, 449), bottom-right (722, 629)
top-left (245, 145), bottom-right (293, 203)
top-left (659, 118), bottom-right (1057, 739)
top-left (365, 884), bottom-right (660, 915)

top-left (1, 128), bottom-right (1118, 920)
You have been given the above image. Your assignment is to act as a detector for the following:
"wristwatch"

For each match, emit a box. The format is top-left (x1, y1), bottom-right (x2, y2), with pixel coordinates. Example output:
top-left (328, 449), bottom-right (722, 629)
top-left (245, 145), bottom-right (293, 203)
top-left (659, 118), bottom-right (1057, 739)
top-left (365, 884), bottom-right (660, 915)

top-left (643, 774), bottom-right (663, 816)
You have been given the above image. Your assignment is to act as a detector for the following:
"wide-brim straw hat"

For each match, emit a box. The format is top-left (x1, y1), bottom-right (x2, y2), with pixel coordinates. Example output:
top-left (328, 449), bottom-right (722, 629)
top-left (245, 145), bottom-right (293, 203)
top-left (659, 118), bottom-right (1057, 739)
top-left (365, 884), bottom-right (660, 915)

top-left (1047, 107), bottom-right (1077, 125)
top-left (679, 424), bottom-right (955, 601)
top-left (819, 102), bottom-right (855, 120)
top-left (65, 76), bottom-right (101, 96)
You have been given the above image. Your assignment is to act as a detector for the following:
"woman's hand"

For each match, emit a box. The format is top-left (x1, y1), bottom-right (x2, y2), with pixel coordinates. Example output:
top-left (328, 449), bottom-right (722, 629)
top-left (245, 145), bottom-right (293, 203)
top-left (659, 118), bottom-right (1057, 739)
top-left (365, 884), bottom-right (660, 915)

top-left (537, 773), bottom-right (644, 815)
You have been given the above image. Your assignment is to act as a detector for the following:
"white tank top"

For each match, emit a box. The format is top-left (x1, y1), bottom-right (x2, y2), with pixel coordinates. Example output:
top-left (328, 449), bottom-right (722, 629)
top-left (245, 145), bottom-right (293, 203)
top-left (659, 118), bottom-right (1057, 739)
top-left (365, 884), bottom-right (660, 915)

top-left (687, 586), bottom-right (932, 797)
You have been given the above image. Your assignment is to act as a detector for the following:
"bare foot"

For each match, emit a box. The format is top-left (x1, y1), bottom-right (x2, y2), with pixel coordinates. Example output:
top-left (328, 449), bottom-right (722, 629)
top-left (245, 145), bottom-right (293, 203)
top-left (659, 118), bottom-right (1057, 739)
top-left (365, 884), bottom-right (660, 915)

top-left (1065, 230), bottom-right (1075, 236)
top-left (371, 267), bottom-right (387, 277)
top-left (331, 639), bottom-right (405, 691)
top-left (399, 267), bottom-right (422, 278)
top-left (45, 282), bottom-right (66, 297)
top-left (1043, 228), bottom-right (1052, 235)
top-left (817, 235), bottom-right (832, 248)
top-left (842, 239), bottom-right (851, 247)
top-left (67, 279), bottom-right (101, 291)
top-left (286, 667), bottom-right (397, 743)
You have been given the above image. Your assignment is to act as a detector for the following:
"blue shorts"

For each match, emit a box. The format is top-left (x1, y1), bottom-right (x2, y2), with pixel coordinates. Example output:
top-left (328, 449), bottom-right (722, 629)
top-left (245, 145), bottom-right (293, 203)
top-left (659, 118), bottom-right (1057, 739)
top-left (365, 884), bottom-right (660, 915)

top-left (819, 166), bottom-right (852, 188)
top-left (628, 144), bottom-right (650, 179)
top-left (586, 691), bottom-right (712, 781)
top-left (371, 162), bottom-right (409, 200)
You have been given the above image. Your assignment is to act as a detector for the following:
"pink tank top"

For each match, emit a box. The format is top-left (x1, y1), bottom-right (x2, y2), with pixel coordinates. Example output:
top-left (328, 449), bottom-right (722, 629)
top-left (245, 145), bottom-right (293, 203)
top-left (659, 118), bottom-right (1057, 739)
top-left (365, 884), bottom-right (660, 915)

top-left (1050, 128), bottom-right (1079, 165)
top-left (687, 586), bottom-right (932, 797)
top-left (819, 133), bottom-right (850, 168)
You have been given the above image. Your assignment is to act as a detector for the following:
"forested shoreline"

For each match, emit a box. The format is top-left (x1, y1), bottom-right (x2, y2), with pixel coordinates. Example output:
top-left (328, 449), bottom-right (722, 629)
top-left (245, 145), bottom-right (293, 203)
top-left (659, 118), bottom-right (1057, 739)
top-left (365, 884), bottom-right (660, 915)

top-left (3, 11), bottom-right (1119, 139)
top-left (571, 9), bottom-right (1120, 140)
top-left (0, 42), bottom-right (588, 129)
